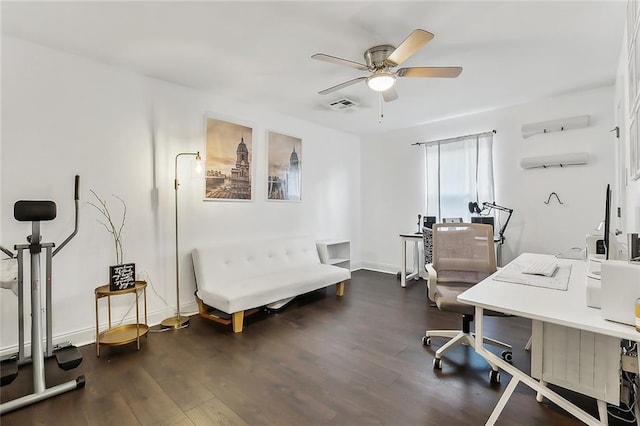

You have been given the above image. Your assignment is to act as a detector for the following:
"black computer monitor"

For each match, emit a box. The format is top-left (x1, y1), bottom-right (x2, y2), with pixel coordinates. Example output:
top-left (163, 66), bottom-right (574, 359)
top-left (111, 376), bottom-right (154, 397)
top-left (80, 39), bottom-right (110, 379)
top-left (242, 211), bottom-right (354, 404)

top-left (604, 184), bottom-right (611, 260)
top-left (471, 216), bottom-right (494, 232)
top-left (423, 216), bottom-right (436, 229)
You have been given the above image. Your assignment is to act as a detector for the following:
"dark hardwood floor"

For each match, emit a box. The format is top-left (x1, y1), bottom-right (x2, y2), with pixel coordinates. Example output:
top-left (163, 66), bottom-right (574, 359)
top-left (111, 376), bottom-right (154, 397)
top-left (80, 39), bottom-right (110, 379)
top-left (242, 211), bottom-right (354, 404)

top-left (0, 270), bottom-right (632, 425)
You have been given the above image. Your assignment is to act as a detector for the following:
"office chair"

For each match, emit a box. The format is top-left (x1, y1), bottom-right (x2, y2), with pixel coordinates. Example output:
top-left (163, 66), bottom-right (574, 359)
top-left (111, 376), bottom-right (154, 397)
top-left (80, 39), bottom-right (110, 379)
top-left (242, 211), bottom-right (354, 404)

top-left (422, 226), bottom-right (433, 265)
top-left (422, 223), bottom-right (512, 384)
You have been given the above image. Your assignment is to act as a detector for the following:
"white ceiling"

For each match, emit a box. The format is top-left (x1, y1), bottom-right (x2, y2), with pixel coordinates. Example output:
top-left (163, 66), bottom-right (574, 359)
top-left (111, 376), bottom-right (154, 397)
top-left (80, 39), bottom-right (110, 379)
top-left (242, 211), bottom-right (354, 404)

top-left (0, 1), bottom-right (627, 136)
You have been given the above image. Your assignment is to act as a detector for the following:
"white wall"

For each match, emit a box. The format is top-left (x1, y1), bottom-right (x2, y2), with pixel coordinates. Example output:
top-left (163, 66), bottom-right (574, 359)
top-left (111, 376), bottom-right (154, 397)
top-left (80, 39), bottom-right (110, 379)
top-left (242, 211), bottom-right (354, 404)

top-left (2, 32), bottom-right (632, 354)
top-left (361, 86), bottom-right (616, 272)
top-left (614, 23), bottom-right (640, 253)
top-left (0, 37), bottom-right (361, 351)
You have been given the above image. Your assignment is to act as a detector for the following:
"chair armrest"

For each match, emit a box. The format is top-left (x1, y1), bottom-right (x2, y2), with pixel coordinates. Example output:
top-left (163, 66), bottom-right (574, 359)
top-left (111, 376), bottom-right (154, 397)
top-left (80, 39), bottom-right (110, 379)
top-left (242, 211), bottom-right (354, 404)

top-left (425, 263), bottom-right (438, 302)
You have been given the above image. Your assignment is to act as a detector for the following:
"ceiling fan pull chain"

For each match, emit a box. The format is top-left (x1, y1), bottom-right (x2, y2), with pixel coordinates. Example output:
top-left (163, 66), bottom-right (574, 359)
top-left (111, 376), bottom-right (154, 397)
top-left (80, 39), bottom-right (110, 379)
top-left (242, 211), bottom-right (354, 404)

top-left (379, 92), bottom-right (384, 123)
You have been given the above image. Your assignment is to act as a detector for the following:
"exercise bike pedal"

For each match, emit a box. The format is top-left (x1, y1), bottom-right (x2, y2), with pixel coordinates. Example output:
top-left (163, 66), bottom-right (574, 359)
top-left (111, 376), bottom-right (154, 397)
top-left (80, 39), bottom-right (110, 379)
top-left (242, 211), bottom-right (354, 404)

top-left (0, 355), bottom-right (19, 386)
top-left (54, 345), bottom-right (83, 371)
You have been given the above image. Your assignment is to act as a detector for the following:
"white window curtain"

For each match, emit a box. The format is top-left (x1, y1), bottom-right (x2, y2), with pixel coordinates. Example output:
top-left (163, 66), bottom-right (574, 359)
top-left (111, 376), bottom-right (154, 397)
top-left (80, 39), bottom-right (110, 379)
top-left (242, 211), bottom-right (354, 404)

top-left (424, 132), bottom-right (495, 222)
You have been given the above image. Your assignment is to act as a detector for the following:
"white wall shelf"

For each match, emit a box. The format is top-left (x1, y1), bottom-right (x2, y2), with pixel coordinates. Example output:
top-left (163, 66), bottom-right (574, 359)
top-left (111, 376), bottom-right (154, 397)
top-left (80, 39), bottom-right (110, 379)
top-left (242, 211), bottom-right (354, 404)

top-left (316, 240), bottom-right (350, 270)
top-left (521, 115), bottom-right (590, 139)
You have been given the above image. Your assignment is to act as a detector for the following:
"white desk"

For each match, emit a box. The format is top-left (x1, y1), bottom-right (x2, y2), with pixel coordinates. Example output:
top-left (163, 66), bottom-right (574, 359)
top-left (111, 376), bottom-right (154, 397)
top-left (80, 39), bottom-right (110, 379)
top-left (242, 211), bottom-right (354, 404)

top-left (458, 253), bottom-right (640, 426)
top-left (399, 232), bottom-right (424, 287)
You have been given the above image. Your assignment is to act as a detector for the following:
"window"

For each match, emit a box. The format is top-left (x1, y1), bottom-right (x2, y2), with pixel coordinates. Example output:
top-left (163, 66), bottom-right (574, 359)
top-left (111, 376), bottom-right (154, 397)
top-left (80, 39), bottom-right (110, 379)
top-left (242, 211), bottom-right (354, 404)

top-left (424, 132), bottom-right (495, 222)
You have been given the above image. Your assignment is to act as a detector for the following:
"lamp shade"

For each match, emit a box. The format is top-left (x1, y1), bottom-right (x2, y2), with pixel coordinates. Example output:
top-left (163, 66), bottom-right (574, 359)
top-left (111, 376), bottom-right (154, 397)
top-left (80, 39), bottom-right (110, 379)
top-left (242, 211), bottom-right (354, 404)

top-left (194, 153), bottom-right (203, 174)
top-left (366, 71), bottom-right (396, 92)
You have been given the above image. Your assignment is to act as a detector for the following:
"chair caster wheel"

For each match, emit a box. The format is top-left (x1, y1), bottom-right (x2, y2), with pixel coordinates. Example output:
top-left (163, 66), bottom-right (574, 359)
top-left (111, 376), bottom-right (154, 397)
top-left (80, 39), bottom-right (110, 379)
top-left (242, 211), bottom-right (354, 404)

top-left (422, 336), bottom-right (431, 346)
top-left (489, 370), bottom-right (500, 384)
top-left (433, 358), bottom-right (442, 370)
top-left (501, 351), bottom-right (513, 363)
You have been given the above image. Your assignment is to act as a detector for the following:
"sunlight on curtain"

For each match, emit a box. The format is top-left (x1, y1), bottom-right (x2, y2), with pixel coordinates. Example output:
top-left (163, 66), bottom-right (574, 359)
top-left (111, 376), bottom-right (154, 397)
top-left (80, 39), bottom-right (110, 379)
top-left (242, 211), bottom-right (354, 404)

top-left (424, 133), bottom-right (494, 222)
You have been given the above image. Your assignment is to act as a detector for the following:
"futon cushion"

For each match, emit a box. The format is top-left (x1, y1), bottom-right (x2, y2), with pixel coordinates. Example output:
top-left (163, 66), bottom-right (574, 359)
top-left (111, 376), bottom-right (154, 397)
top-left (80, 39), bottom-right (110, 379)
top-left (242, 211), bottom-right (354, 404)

top-left (198, 263), bottom-right (349, 313)
top-left (192, 237), bottom-right (351, 314)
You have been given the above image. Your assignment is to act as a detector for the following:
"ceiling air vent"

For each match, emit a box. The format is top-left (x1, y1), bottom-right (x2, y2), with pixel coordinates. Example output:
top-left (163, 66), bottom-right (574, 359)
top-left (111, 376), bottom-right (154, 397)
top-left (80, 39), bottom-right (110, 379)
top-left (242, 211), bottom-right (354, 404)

top-left (328, 98), bottom-right (359, 111)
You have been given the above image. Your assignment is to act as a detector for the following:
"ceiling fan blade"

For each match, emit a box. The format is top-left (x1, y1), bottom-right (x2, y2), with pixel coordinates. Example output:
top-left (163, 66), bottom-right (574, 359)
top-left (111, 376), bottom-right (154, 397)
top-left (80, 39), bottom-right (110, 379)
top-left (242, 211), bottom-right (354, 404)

top-left (318, 77), bottom-right (367, 95)
top-left (382, 86), bottom-right (398, 102)
top-left (311, 53), bottom-right (369, 71)
top-left (397, 67), bottom-right (463, 78)
top-left (385, 29), bottom-right (434, 67)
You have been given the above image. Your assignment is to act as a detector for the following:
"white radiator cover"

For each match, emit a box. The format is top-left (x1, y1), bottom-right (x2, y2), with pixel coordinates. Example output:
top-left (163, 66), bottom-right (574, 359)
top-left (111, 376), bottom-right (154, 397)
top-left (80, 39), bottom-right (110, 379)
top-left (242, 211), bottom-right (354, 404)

top-left (531, 320), bottom-right (620, 404)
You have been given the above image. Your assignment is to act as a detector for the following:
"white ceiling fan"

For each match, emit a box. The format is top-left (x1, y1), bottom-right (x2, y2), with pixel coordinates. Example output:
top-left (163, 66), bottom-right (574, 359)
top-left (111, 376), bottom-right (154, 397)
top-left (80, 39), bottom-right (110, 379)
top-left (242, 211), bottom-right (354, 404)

top-left (312, 29), bottom-right (462, 102)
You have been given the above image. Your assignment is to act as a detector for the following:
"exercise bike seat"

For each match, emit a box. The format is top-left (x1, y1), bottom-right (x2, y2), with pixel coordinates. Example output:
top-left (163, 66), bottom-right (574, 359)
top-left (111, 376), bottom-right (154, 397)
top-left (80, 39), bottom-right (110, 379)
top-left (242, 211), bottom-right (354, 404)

top-left (54, 345), bottom-right (83, 371)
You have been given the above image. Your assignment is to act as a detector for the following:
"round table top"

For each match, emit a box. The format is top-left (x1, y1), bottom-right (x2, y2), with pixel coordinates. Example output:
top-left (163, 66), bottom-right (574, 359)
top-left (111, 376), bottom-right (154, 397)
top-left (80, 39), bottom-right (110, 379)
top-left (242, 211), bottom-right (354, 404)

top-left (95, 280), bottom-right (146, 296)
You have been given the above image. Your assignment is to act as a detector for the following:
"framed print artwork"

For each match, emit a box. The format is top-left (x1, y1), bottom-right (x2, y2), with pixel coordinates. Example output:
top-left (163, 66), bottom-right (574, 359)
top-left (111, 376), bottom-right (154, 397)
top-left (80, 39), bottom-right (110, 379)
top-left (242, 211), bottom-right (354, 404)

top-left (204, 116), bottom-right (253, 200)
top-left (267, 131), bottom-right (302, 201)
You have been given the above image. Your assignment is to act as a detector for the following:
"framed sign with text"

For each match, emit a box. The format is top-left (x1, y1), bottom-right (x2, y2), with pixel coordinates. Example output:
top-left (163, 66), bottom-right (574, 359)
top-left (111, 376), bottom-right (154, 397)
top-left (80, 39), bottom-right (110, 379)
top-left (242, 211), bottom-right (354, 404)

top-left (109, 263), bottom-right (136, 291)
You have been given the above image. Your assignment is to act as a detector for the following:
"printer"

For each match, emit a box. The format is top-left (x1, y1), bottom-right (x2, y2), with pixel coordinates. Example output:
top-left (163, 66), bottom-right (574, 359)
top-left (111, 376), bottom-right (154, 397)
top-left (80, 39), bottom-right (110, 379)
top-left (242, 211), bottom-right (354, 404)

top-left (586, 256), bottom-right (603, 309)
top-left (600, 260), bottom-right (640, 326)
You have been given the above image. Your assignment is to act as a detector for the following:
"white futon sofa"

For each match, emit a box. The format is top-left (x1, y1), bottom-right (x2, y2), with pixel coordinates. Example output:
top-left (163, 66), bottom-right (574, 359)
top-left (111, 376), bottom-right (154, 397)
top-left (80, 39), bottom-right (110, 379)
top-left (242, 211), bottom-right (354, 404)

top-left (192, 237), bottom-right (351, 333)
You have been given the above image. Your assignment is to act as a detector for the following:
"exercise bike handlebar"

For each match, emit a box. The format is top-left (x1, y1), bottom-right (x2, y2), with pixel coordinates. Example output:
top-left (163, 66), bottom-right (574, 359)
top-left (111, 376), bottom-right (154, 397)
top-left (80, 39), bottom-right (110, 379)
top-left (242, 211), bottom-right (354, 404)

top-left (52, 175), bottom-right (80, 257)
top-left (74, 175), bottom-right (79, 201)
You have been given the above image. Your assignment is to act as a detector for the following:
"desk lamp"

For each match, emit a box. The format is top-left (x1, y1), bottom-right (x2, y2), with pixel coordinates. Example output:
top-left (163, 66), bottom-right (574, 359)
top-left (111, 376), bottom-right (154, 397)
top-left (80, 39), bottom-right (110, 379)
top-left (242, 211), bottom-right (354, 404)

top-left (482, 202), bottom-right (513, 244)
top-left (161, 151), bottom-right (202, 330)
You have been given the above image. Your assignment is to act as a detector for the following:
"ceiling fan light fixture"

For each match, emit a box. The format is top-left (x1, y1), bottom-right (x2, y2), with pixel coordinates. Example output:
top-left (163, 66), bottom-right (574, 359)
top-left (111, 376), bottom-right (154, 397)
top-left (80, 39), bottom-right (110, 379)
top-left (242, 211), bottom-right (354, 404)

top-left (366, 71), bottom-right (396, 92)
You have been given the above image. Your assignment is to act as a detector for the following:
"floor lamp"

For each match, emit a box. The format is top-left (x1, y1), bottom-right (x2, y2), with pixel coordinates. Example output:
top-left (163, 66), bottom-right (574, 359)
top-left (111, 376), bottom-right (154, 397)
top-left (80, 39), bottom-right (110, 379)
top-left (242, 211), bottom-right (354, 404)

top-left (161, 151), bottom-right (202, 329)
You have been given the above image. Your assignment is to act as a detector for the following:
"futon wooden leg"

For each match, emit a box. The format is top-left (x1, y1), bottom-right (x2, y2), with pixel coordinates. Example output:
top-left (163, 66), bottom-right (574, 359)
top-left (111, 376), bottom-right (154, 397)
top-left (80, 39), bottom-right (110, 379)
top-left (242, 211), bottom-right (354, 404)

top-left (336, 281), bottom-right (345, 296)
top-left (232, 311), bottom-right (244, 333)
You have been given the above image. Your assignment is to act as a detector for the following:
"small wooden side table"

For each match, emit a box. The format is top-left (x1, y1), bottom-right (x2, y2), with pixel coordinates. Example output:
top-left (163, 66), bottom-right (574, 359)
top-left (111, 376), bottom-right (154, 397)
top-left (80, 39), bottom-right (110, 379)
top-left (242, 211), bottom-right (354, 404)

top-left (94, 281), bottom-right (148, 357)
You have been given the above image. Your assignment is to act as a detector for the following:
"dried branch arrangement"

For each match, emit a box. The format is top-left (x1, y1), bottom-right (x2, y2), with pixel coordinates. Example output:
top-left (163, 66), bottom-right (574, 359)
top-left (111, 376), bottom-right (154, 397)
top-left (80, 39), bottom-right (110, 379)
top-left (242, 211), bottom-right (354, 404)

top-left (88, 190), bottom-right (127, 265)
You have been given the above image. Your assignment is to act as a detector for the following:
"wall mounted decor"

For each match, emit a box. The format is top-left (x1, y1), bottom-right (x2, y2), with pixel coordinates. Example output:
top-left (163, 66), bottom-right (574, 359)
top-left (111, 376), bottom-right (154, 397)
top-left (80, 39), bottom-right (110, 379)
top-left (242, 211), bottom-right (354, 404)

top-left (520, 115), bottom-right (590, 139)
top-left (267, 131), bottom-right (302, 201)
top-left (204, 116), bottom-right (253, 201)
top-left (520, 152), bottom-right (589, 169)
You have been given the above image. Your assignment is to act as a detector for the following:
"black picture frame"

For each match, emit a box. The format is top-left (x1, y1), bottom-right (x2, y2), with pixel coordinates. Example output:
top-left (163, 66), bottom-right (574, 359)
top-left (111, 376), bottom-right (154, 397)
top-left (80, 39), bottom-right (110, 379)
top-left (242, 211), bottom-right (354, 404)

top-left (109, 263), bottom-right (136, 291)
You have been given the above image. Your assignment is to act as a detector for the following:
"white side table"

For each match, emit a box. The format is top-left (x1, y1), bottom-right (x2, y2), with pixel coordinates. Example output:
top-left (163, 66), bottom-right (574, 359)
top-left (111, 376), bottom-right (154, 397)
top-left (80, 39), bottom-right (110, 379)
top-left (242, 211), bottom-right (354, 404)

top-left (399, 233), bottom-right (424, 287)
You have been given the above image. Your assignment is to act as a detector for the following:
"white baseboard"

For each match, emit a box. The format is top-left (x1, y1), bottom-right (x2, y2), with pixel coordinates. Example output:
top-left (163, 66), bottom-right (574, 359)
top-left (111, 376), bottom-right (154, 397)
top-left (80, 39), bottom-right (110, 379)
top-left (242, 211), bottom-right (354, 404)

top-left (358, 261), bottom-right (398, 275)
top-left (0, 301), bottom-right (198, 358)
top-left (350, 260), bottom-right (366, 272)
